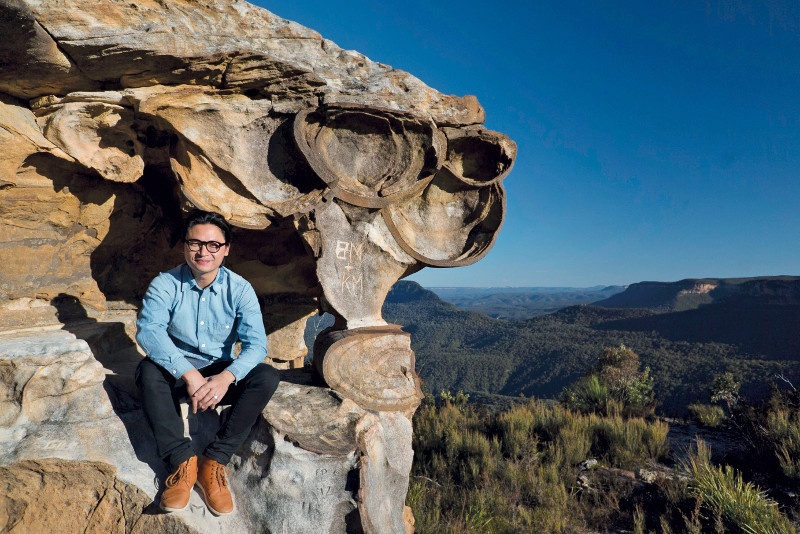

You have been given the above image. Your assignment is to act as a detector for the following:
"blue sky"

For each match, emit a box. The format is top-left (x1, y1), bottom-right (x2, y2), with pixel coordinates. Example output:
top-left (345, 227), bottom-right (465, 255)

top-left (253, 0), bottom-right (800, 287)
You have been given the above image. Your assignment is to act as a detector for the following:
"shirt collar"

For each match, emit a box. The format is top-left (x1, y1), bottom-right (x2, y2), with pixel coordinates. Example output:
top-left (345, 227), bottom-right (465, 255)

top-left (179, 264), bottom-right (226, 294)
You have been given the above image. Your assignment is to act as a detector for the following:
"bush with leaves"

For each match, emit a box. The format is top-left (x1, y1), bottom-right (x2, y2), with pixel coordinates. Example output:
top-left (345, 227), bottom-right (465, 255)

top-left (687, 403), bottom-right (726, 428)
top-left (734, 383), bottom-right (800, 486)
top-left (560, 374), bottom-right (615, 416)
top-left (439, 389), bottom-right (470, 409)
top-left (409, 394), bottom-right (674, 533)
top-left (684, 440), bottom-right (796, 534)
top-left (710, 371), bottom-right (741, 412)
top-left (562, 345), bottom-right (655, 417)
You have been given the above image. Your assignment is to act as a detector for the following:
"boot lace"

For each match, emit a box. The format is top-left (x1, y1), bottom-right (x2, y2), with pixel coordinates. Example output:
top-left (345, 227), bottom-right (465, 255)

top-left (212, 461), bottom-right (228, 488)
top-left (165, 461), bottom-right (190, 488)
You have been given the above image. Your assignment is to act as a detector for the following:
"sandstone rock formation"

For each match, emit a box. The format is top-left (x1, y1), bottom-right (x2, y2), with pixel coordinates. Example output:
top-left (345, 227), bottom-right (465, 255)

top-left (0, 459), bottom-right (197, 534)
top-left (0, 0), bottom-right (516, 532)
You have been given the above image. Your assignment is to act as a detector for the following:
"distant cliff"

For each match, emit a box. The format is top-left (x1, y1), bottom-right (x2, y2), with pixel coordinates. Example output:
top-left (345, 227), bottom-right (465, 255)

top-left (593, 276), bottom-right (800, 312)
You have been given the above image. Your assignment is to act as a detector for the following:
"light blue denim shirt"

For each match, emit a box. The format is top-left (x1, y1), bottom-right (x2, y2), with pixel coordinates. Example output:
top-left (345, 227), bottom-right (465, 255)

top-left (136, 264), bottom-right (267, 383)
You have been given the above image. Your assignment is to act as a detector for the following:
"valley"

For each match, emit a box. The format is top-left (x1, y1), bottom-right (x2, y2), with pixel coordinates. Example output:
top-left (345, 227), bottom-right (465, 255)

top-left (384, 277), bottom-right (800, 415)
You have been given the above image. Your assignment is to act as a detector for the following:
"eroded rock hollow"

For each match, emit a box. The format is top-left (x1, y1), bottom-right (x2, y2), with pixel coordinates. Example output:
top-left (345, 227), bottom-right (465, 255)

top-left (0, 0), bottom-right (516, 532)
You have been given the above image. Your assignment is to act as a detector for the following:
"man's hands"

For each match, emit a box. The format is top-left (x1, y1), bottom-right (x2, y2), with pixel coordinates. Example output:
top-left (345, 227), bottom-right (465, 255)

top-left (182, 368), bottom-right (236, 414)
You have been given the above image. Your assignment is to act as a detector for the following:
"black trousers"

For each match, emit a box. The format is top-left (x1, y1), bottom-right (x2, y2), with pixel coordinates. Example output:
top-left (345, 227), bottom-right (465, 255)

top-left (135, 358), bottom-right (280, 471)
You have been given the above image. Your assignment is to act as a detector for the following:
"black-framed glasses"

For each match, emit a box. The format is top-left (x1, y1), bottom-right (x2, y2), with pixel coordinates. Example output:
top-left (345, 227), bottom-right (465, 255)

top-left (184, 239), bottom-right (228, 253)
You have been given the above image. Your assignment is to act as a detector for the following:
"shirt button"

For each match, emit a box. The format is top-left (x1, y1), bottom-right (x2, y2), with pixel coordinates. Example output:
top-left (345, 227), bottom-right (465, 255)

top-left (201, 344), bottom-right (206, 348)
top-left (201, 298), bottom-right (206, 302)
top-left (200, 321), bottom-right (205, 325)
top-left (172, 370), bottom-right (177, 374)
top-left (225, 325), bottom-right (229, 329)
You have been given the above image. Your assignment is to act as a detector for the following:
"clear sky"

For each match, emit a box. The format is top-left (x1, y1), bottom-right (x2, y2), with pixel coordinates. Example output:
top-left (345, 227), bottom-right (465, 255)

top-left (253, 0), bottom-right (800, 287)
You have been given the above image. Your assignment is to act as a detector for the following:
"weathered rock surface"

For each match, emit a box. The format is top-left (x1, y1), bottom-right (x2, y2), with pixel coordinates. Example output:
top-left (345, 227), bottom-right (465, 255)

top-left (0, 327), bottom-right (421, 533)
top-left (0, 329), bottom-right (111, 426)
top-left (0, 459), bottom-right (197, 534)
top-left (0, 0), bottom-right (516, 531)
top-left (314, 325), bottom-right (422, 411)
top-left (1, 0), bottom-right (484, 124)
top-left (0, 328), bottom-right (160, 493)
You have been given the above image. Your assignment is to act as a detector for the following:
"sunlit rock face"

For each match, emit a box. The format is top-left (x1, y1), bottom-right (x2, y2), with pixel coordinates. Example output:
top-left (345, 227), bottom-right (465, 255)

top-left (0, 0), bottom-right (515, 532)
top-left (0, 459), bottom-right (197, 534)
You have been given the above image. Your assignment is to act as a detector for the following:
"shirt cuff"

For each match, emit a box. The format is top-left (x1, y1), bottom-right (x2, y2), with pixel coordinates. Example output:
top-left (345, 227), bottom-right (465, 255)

top-left (224, 360), bottom-right (250, 384)
top-left (167, 358), bottom-right (196, 380)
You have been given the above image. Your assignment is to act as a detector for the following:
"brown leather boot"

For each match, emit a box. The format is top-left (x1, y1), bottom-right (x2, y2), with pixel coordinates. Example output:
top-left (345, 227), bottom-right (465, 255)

top-left (159, 456), bottom-right (197, 512)
top-left (196, 456), bottom-right (234, 515)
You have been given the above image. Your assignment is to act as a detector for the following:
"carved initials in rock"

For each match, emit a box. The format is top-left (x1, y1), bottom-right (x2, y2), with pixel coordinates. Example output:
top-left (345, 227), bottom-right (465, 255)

top-left (335, 239), bottom-right (364, 298)
top-left (291, 104), bottom-right (514, 413)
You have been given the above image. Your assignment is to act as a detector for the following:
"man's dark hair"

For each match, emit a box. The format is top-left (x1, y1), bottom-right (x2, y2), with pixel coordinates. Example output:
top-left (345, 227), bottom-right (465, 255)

top-left (183, 210), bottom-right (232, 244)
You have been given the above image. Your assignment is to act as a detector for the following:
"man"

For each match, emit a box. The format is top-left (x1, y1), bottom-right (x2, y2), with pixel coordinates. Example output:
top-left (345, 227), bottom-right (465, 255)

top-left (135, 209), bottom-right (279, 515)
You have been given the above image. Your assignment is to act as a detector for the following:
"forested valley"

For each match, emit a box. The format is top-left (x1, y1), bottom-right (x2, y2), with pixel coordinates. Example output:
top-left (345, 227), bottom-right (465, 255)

top-left (383, 279), bottom-right (800, 416)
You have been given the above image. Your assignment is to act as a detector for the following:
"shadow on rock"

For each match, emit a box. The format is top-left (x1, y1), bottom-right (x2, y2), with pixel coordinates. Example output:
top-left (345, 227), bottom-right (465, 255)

top-left (51, 293), bottom-right (165, 499)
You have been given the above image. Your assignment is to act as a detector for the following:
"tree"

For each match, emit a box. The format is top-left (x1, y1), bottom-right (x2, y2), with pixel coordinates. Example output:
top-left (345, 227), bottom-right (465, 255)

top-left (563, 345), bottom-right (655, 417)
top-left (710, 372), bottom-right (741, 412)
top-left (439, 389), bottom-right (470, 409)
top-left (593, 344), bottom-right (641, 395)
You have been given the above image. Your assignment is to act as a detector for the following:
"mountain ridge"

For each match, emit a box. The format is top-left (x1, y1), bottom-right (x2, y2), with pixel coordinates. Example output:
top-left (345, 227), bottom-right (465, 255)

top-left (594, 275), bottom-right (800, 312)
top-left (385, 276), bottom-right (800, 414)
top-left (421, 284), bottom-right (627, 320)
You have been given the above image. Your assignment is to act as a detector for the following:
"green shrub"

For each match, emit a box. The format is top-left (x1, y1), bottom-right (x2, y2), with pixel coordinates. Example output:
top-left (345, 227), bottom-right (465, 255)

top-left (733, 386), bottom-right (800, 485)
top-left (688, 403), bottom-right (726, 427)
top-left (439, 389), bottom-right (470, 408)
top-left (499, 400), bottom-right (668, 469)
top-left (409, 393), bottom-right (791, 533)
top-left (561, 374), bottom-right (615, 415)
top-left (562, 345), bottom-right (655, 417)
top-left (497, 403), bottom-right (540, 461)
top-left (588, 412), bottom-right (669, 468)
top-left (710, 372), bottom-right (741, 411)
top-left (685, 440), bottom-right (796, 534)
top-left (626, 365), bottom-right (655, 415)
top-left (553, 414), bottom-right (593, 468)
top-left (765, 403), bottom-right (800, 482)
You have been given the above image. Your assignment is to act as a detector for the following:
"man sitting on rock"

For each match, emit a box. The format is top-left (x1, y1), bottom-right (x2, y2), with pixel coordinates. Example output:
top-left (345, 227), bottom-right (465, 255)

top-left (135, 209), bottom-right (280, 515)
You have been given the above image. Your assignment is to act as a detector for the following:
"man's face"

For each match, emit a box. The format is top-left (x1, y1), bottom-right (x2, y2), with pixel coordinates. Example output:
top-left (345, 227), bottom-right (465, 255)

top-left (183, 223), bottom-right (230, 283)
